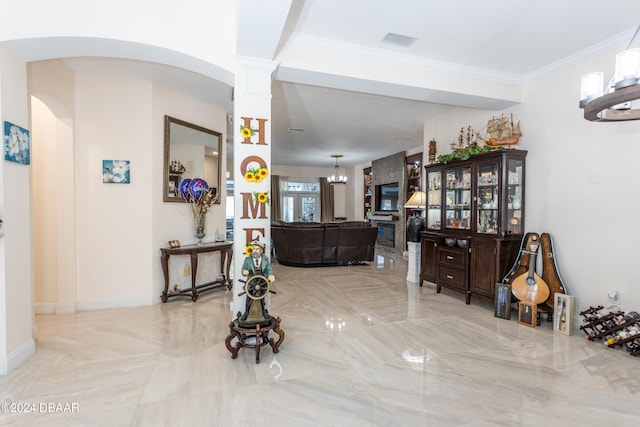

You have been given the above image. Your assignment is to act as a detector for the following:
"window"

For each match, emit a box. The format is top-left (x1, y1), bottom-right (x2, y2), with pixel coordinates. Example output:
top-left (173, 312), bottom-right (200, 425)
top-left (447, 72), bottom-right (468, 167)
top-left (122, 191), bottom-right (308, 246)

top-left (281, 178), bottom-right (320, 222)
top-left (225, 180), bottom-right (234, 240)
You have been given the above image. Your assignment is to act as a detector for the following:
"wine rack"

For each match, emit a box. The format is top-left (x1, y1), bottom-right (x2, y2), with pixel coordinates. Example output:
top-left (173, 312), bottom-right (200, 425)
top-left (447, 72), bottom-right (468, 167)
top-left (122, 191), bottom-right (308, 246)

top-left (580, 306), bottom-right (640, 357)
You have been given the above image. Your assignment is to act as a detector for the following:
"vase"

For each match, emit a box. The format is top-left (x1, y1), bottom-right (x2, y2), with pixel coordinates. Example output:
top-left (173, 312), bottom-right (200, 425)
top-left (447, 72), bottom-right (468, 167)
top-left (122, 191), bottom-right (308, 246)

top-left (406, 212), bottom-right (425, 243)
top-left (195, 214), bottom-right (206, 246)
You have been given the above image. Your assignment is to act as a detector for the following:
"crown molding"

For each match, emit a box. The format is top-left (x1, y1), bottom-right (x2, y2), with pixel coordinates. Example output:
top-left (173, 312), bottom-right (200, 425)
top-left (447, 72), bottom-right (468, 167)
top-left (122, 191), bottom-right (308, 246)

top-left (526, 28), bottom-right (636, 82)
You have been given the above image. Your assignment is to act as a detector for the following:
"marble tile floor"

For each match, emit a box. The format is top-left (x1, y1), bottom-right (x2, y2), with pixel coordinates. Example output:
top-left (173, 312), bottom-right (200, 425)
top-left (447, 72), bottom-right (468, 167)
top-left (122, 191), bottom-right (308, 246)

top-left (1, 249), bottom-right (640, 426)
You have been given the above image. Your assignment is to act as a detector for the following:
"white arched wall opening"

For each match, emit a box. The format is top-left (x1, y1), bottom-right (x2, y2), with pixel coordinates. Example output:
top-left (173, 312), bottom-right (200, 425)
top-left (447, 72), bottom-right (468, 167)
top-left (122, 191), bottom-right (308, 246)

top-left (30, 96), bottom-right (77, 314)
top-left (21, 38), bottom-right (233, 314)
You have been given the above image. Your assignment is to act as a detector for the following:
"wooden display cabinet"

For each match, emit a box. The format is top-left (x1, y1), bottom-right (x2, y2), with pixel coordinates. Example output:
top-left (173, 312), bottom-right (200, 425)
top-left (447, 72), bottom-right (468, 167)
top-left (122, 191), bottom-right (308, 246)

top-left (405, 153), bottom-right (422, 248)
top-left (438, 239), bottom-right (470, 302)
top-left (420, 233), bottom-right (438, 283)
top-left (420, 149), bottom-right (527, 303)
top-left (363, 167), bottom-right (372, 219)
top-left (406, 153), bottom-right (422, 197)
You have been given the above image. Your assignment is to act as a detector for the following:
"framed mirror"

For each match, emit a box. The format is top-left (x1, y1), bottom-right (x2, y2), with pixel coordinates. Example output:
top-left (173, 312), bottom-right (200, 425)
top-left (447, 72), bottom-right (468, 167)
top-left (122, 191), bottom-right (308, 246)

top-left (163, 115), bottom-right (223, 203)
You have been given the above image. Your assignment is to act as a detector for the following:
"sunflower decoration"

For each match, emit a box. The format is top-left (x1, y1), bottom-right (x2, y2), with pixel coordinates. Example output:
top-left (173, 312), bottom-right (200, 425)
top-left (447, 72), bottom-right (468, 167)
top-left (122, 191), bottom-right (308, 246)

top-left (257, 167), bottom-right (269, 180)
top-left (244, 243), bottom-right (254, 256)
top-left (240, 124), bottom-right (258, 140)
top-left (243, 166), bottom-right (269, 183)
top-left (254, 191), bottom-right (270, 205)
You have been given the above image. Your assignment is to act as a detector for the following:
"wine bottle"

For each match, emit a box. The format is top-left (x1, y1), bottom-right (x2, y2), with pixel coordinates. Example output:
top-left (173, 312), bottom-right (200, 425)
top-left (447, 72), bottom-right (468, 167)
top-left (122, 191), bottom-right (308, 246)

top-left (559, 300), bottom-right (567, 331)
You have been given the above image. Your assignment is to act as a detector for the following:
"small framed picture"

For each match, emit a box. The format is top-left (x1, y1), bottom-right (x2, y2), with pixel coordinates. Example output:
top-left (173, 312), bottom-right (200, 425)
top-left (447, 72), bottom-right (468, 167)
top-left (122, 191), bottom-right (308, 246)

top-left (168, 240), bottom-right (181, 248)
top-left (518, 302), bottom-right (537, 328)
top-left (494, 283), bottom-right (512, 320)
top-left (102, 160), bottom-right (130, 184)
top-left (4, 121), bottom-right (30, 165)
top-left (554, 293), bottom-right (575, 335)
top-left (168, 176), bottom-right (179, 197)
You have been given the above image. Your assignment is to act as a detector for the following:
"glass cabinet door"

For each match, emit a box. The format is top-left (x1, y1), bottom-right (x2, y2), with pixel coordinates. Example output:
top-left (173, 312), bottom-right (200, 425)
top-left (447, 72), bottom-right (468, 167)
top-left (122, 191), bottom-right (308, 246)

top-left (506, 158), bottom-right (524, 234)
top-left (445, 166), bottom-right (471, 230)
top-left (476, 161), bottom-right (499, 234)
top-left (426, 169), bottom-right (442, 230)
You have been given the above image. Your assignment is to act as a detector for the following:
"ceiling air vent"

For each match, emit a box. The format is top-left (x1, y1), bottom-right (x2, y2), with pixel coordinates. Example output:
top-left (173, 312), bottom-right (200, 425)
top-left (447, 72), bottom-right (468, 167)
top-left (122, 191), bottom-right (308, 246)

top-left (382, 32), bottom-right (416, 47)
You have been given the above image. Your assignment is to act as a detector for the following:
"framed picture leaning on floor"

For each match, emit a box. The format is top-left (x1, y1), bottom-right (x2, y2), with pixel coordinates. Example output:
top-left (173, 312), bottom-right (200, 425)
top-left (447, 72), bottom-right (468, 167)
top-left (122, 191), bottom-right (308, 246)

top-left (554, 293), bottom-right (575, 335)
top-left (518, 302), bottom-right (536, 328)
top-left (494, 283), bottom-right (512, 320)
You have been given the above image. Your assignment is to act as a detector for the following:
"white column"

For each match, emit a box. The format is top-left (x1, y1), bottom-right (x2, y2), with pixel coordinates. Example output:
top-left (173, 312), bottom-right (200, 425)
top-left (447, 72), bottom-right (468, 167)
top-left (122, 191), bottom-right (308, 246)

top-left (232, 58), bottom-right (277, 316)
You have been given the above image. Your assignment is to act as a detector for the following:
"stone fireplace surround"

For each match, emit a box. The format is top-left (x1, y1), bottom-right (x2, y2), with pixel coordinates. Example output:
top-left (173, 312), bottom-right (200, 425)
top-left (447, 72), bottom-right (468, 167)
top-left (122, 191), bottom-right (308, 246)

top-left (369, 151), bottom-right (407, 253)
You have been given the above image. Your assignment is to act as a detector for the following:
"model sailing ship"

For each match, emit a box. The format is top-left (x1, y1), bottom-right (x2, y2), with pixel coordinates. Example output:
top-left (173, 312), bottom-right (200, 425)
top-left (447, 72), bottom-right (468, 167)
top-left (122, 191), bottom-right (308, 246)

top-left (450, 126), bottom-right (485, 152)
top-left (485, 113), bottom-right (521, 147)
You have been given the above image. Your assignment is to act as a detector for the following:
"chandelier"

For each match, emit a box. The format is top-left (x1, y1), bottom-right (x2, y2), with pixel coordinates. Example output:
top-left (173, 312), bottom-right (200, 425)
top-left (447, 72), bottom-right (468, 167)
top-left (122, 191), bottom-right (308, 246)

top-left (327, 154), bottom-right (347, 185)
top-left (580, 25), bottom-right (640, 122)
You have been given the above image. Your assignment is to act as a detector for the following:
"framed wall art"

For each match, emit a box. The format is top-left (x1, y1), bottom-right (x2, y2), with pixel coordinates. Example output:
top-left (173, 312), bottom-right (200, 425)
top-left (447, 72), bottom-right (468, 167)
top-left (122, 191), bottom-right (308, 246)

top-left (4, 121), bottom-right (30, 165)
top-left (494, 283), bottom-right (512, 320)
top-left (102, 160), bottom-right (130, 184)
top-left (518, 302), bottom-right (536, 328)
top-left (554, 293), bottom-right (575, 335)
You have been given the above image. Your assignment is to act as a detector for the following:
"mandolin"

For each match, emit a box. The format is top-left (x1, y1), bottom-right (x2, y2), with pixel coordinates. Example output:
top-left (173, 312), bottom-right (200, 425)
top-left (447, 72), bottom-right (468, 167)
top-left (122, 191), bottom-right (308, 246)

top-left (511, 234), bottom-right (550, 304)
top-left (502, 232), bottom-right (539, 285)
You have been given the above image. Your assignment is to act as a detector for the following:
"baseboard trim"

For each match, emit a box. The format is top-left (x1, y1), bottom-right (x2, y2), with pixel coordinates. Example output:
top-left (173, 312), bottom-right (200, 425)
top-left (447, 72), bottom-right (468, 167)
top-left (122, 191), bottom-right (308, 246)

top-left (35, 298), bottom-right (153, 315)
top-left (56, 302), bottom-right (78, 314)
top-left (77, 297), bottom-right (154, 311)
top-left (0, 338), bottom-right (36, 376)
top-left (34, 303), bottom-right (56, 314)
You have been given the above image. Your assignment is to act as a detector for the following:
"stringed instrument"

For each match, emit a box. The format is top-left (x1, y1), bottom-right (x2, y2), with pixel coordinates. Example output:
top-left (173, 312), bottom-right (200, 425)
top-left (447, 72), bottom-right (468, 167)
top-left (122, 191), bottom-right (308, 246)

top-left (502, 232), bottom-right (539, 285)
top-left (541, 232), bottom-right (568, 309)
top-left (511, 234), bottom-right (550, 304)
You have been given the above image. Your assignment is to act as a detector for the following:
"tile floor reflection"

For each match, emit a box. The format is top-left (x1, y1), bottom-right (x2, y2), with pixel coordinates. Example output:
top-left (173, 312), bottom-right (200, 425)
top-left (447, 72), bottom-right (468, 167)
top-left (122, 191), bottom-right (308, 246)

top-left (1, 249), bottom-right (639, 426)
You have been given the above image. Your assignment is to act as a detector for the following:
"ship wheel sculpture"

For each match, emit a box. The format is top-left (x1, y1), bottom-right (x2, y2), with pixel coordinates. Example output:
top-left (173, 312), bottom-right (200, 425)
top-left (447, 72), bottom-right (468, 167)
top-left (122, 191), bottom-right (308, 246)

top-left (243, 274), bottom-right (270, 301)
top-left (226, 274), bottom-right (284, 363)
top-left (236, 274), bottom-right (275, 328)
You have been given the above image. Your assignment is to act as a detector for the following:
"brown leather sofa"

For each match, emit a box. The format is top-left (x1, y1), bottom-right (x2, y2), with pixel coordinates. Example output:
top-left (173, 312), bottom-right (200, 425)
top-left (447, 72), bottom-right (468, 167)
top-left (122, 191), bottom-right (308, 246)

top-left (271, 221), bottom-right (377, 266)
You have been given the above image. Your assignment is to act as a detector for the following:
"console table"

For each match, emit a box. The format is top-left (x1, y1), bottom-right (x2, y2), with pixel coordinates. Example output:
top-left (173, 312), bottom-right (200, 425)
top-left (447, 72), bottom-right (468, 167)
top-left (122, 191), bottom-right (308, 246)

top-left (160, 241), bottom-right (233, 302)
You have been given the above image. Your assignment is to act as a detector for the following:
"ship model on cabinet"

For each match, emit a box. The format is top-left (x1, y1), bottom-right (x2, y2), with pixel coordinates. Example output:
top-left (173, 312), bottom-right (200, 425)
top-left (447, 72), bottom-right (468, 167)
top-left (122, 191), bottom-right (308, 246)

top-left (485, 113), bottom-right (522, 148)
top-left (450, 126), bottom-right (485, 152)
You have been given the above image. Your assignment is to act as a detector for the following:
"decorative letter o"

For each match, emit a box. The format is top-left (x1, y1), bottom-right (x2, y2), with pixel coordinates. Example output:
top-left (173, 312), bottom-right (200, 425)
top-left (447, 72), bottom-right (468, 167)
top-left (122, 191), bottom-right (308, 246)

top-left (240, 155), bottom-right (267, 176)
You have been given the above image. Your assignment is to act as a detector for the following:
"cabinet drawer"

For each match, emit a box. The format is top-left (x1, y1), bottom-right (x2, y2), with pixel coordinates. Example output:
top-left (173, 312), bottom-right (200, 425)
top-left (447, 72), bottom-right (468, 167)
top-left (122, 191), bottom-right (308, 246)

top-left (439, 249), bottom-right (466, 267)
top-left (439, 266), bottom-right (467, 290)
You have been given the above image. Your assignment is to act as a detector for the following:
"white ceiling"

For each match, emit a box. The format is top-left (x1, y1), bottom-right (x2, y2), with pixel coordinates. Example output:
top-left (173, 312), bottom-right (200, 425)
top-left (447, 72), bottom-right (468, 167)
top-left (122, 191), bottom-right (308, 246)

top-left (12, 0), bottom-right (640, 168)
top-left (268, 0), bottom-right (640, 167)
top-left (283, 0), bottom-right (638, 76)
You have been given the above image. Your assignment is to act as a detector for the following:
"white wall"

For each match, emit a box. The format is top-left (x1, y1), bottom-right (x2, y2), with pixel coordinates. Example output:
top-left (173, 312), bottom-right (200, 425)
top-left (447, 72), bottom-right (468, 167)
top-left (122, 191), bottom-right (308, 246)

top-left (31, 97), bottom-right (58, 306)
top-left (28, 62), bottom-right (229, 311)
top-left (1, 0), bottom-right (237, 85)
top-left (74, 73), bottom-right (154, 307)
top-left (30, 60), bottom-right (77, 314)
top-left (152, 87), bottom-right (228, 301)
top-left (422, 44), bottom-right (640, 312)
top-left (0, 46), bottom-right (35, 374)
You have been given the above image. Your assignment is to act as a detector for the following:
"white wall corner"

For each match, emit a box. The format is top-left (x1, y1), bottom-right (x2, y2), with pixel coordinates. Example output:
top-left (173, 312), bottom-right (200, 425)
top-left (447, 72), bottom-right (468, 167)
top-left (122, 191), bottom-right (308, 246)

top-left (0, 339), bottom-right (35, 376)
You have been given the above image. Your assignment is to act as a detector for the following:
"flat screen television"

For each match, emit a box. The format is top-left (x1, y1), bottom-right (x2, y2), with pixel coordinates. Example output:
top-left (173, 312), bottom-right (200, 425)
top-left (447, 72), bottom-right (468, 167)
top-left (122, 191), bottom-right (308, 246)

top-left (375, 182), bottom-right (399, 212)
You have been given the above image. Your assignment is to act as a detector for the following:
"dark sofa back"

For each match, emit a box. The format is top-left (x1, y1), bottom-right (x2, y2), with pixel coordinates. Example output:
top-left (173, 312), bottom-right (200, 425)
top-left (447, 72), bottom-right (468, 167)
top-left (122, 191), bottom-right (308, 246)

top-left (336, 225), bottom-right (377, 262)
top-left (271, 221), bottom-right (376, 266)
